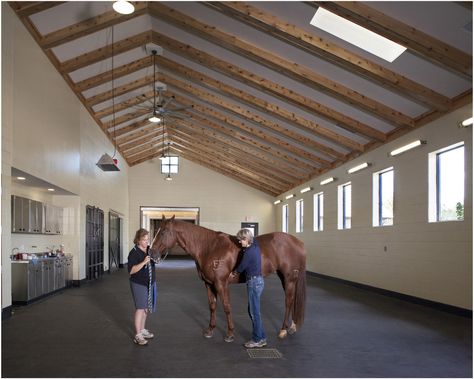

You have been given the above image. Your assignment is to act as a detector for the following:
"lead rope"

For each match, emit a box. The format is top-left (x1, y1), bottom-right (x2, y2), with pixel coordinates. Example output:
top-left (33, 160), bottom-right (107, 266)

top-left (147, 252), bottom-right (153, 313)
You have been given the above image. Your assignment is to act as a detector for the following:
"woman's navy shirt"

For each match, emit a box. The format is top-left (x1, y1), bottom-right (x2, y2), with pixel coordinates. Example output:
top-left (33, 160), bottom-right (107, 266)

top-left (235, 240), bottom-right (262, 279)
top-left (127, 245), bottom-right (156, 286)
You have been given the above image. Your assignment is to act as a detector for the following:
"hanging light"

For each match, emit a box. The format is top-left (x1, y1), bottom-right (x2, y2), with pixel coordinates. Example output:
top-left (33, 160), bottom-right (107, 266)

top-left (148, 112), bottom-right (161, 123)
top-left (159, 118), bottom-right (166, 160)
top-left (164, 142), bottom-right (173, 181)
top-left (113, 1), bottom-right (135, 15)
top-left (96, 26), bottom-right (119, 172)
top-left (148, 50), bottom-right (162, 123)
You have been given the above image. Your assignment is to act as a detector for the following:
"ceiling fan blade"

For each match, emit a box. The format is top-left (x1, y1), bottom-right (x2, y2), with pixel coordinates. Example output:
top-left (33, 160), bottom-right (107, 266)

top-left (162, 96), bottom-right (174, 109)
top-left (169, 106), bottom-right (192, 112)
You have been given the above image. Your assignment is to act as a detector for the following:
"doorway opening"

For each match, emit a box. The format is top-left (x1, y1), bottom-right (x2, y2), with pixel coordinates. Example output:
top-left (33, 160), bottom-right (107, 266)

top-left (140, 207), bottom-right (199, 256)
top-left (109, 211), bottom-right (122, 273)
top-left (86, 205), bottom-right (104, 280)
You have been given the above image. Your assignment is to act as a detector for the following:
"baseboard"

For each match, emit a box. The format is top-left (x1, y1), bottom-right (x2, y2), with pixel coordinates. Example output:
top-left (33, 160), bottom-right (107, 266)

top-left (72, 278), bottom-right (87, 287)
top-left (2, 306), bottom-right (12, 320)
top-left (307, 271), bottom-right (472, 318)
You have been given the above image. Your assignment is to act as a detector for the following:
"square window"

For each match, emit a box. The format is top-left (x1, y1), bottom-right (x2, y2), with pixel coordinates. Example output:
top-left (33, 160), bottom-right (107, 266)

top-left (161, 156), bottom-right (179, 174)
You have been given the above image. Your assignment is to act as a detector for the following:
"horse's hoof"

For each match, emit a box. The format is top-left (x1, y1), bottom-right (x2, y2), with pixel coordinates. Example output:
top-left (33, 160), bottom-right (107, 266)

top-left (203, 329), bottom-right (214, 338)
top-left (278, 329), bottom-right (288, 339)
top-left (288, 322), bottom-right (297, 335)
top-left (224, 335), bottom-right (234, 343)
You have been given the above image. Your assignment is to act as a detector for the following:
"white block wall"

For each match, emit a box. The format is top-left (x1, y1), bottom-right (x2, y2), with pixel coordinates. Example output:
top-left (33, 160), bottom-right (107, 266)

top-left (275, 105), bottom-right (472, 309)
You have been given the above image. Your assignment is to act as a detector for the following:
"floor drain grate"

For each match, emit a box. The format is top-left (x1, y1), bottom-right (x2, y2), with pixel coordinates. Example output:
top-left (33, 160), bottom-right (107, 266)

top-left (247, 348), bottom-right (282, 359)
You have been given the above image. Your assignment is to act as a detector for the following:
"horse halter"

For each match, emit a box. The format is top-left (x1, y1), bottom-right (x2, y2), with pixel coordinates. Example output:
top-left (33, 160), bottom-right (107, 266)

top-left (150, 226), bottom-right (169, 264)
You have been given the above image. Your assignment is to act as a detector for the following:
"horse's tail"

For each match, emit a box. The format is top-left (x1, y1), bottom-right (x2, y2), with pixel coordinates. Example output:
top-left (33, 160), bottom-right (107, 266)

top-left (293, 264), bottom-right (306, 328)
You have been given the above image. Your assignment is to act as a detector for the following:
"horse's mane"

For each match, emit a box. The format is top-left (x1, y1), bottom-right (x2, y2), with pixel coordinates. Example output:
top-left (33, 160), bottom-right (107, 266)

top-left (172, 219), bottom-right (240, 248)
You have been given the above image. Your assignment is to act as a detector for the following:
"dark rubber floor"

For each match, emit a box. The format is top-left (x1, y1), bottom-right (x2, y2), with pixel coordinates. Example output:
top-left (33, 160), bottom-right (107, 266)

top-left (2, 258), bottom-right (472, 377)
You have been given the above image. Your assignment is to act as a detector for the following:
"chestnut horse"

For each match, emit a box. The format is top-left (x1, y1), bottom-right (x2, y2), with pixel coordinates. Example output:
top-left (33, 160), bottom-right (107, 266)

top-left (149, 216), bottom-right (307, 342)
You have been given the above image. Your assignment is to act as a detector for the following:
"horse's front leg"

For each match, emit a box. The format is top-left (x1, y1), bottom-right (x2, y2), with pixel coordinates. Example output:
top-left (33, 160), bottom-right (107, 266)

top-left (216, 281), bottom-right (235, 342)
top-left (203, 283), bottom-right (217, 338)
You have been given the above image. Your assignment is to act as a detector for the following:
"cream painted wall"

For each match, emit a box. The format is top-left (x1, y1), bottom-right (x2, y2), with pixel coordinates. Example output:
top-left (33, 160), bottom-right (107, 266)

top-left (276, 105), bottom-right (473, 309)
top-left (2, 3), bottom-right (15, 310)
top-left (128, 157), bottom-right (275, 248)
top-left (2, 5), bottom-right (130, 311)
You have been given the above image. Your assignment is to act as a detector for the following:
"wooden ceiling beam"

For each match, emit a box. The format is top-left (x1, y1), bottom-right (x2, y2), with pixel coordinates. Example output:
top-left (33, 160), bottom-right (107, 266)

top-left (119, 128), bottom-right (164, 151)
top-left (167, 93), bottom-right (322, 173)
top-left (204, 2), bottom-right (452, 111)
top-left (40, 3), bottom-right (148, 50)
top-left (121, 136), bottom-right (165, 158)
top-left (111, 118), bottom-right (151, 137)
top-left (10, 2), bottom-right (65, 18)
top-left (86, 75), bottom-right (153, 107)
top-left (171, 116), bottom-right (304, 180)
top-left (311, 2), bottom-right (472, 79)
top-left (157, 56), bottom-right (363, 154)
top-left (174, 150), bottom-right (280, 196)
top-left (171, 125), bottom-right (295, 187)
top-left (170, 131), bottom-right (291, 189)
top-left (115, 123), bottom-right (163, 146)
top-left (167, 142), bottom-right (284, 195)
top-left (168, 104), bottom-right (316, 175)
top-left (94, 89), bottom-right (154, 119)
top-left (159, 75), bottom-right (350, 161)
top-left (101, 108), bottom-right (149, 130)
top-left (149, 2), bottom-right (413, 129)
top-left (75, 57), bottom-right (152, 93)
top-left (59, 30), bottom-right (151, 74)
top-left (152, 31), bottom-right (386, 141)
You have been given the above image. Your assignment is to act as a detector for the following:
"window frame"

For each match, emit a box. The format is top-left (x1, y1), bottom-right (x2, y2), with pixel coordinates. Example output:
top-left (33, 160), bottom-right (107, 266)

top-left (313, 192), bottom-right (324, 232)
top-left (338, 182), bottom-right (352, 230)
top-left (296, 199), bottom-right (304, 233)
top-left (161, 156), bottom-right (179, 174)
top-left (428, 141), bottom-right (465, 223)
top-left (372, 167), bottom-right (394, 227)
top-left (282, 204), bottom-right (289, 233)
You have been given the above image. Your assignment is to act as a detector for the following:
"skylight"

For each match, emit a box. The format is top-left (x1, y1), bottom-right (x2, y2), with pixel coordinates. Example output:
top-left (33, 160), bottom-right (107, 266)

top-left (310, 8), bottom-right (407, 62)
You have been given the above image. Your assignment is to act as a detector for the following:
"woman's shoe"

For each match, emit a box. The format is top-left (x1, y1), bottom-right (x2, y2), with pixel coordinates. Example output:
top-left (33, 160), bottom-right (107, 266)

top-left (141, 329), bottom-right (154, 339)
top-left (134, 333), bottom-right (148, 345)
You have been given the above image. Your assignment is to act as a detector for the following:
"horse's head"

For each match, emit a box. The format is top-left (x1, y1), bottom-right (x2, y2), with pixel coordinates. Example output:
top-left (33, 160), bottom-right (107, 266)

top-left (149, 215), bottom-right (177, 261)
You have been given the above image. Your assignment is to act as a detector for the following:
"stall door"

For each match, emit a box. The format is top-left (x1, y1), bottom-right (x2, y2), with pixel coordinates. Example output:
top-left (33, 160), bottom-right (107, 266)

top-left (86, 206), bottom-right (104, 280)
top-left (109, 212), bottom-right (121, 273)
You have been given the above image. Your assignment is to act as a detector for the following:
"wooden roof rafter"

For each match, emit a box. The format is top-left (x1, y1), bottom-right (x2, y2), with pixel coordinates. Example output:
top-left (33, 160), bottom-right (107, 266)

top-left (204, 1), bottom-right (452, 110)
top-left (310, 1), bottom-right (472, 79)
top-left (148, 2), bottom-right (415, 129)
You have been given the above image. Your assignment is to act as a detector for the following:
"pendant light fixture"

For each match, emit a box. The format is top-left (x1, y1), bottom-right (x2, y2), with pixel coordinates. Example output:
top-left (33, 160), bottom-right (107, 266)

top-left (159, 118), bottom-right (166, 160)
top-left (148, 50), bottom-right (161, 123)
top-left (113, 1), bottom-right (135, 15)
top-left (164, 142), bottom-right (173, 181)
top-left (97, 25), bottom-right (120, 172)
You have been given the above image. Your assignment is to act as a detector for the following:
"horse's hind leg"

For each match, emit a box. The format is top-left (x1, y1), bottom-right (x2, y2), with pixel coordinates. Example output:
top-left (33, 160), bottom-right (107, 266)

top-left (278, 271), bottom-right (296, 339)
top-left (216, 282), bottom-right (235, 342)
top-left (203, 283), bottom-right (217, 338)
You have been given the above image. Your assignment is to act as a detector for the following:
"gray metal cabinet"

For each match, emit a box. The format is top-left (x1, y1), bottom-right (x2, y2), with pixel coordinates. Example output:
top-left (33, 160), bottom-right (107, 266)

top-left (42, 260), bottom-right (54, 294)
top-left (30, 200), bottom-right (43, 233)
top-left (11, 196), bottom-right (30, 233)
top-left (12, 262), bottom-right (43, 301)
top-left (44, 204), bottom-right (63, 235)
top-left (65, 257), bottom-right (73, 286)
top-left (54, 259), bottom-right (66, 290)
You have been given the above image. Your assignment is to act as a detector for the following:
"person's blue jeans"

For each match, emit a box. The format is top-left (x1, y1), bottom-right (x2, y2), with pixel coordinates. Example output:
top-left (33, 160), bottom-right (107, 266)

top-left (247, 276), bottom-right (266, 342)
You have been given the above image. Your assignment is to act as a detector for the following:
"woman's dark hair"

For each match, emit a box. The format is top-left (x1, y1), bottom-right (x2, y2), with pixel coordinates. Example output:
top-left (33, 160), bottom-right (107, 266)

top-left (134, 228), bottom-right (149, 245)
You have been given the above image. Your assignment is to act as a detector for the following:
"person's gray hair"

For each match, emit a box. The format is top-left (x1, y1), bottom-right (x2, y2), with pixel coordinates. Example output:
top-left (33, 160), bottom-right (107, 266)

top-left (236, 228), bottom-right (254, 244)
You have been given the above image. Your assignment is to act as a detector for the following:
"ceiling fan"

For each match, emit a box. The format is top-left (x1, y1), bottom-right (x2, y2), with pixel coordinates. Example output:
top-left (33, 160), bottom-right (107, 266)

top-left (133, 49), bottom-right (193, 123)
